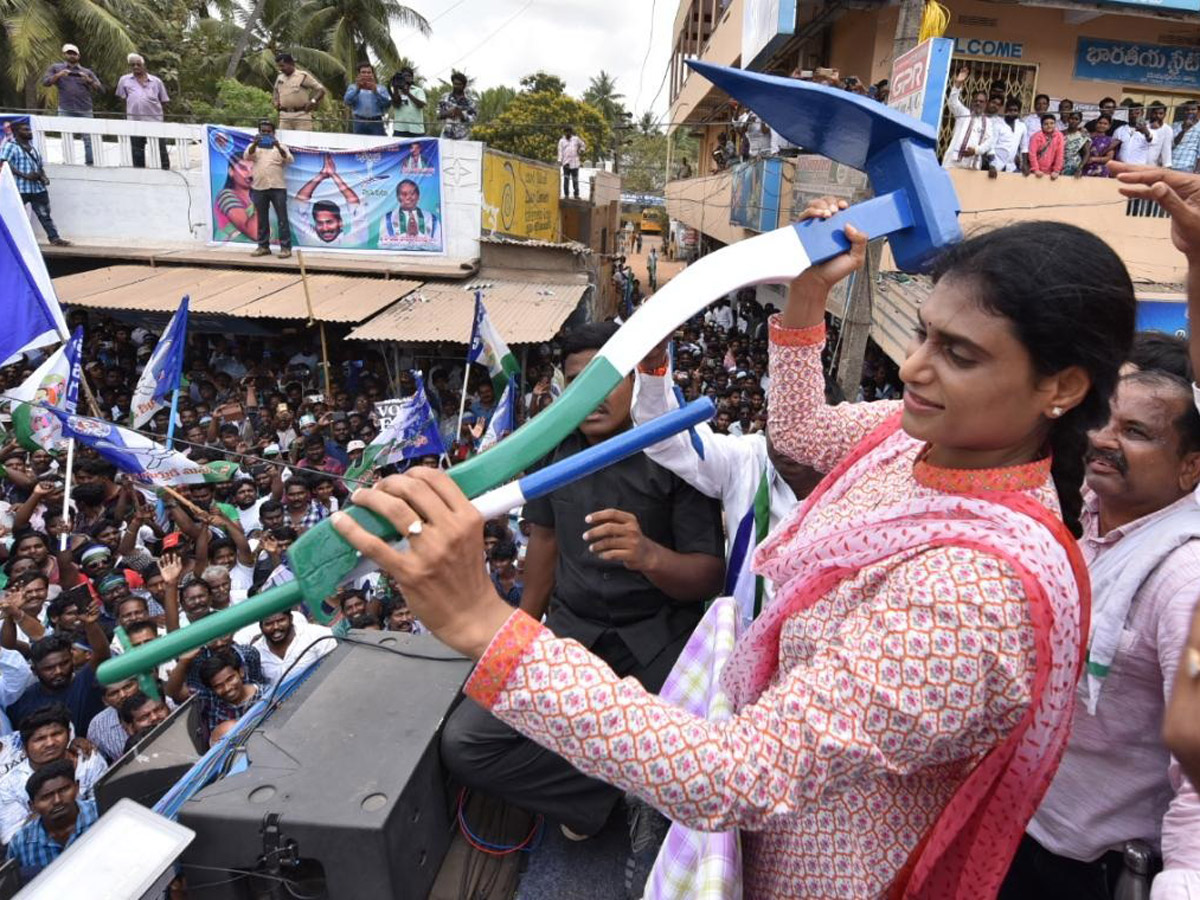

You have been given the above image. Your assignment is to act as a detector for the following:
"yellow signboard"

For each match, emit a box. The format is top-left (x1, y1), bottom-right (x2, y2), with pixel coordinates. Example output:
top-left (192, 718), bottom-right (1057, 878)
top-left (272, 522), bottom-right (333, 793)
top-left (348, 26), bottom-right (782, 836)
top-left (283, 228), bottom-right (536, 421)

top-left (482, 150), bottom-right (562, 242)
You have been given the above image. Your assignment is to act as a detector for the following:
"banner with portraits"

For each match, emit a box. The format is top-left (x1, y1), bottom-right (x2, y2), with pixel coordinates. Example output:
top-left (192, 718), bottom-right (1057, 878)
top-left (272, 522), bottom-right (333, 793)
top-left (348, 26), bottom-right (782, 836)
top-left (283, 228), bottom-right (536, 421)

top-left (205, 126), bottom-right (444, 253)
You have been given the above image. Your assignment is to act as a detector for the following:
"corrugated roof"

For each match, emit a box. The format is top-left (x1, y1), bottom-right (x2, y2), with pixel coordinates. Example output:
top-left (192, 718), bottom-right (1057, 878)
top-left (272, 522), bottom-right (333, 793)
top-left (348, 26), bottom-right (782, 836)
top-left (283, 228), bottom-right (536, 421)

top-left (347, 281), bottom-right (587, 344)
top-left (52, 265), bottom-right (419, 323)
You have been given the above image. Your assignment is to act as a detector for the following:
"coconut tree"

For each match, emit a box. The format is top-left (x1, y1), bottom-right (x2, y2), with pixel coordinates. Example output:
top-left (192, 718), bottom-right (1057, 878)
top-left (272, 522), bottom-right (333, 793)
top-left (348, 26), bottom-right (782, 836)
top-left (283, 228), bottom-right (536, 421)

top-left (297, 0), bottom-right (428, 81)
top-left (0, 0), bottom-right (146, 106)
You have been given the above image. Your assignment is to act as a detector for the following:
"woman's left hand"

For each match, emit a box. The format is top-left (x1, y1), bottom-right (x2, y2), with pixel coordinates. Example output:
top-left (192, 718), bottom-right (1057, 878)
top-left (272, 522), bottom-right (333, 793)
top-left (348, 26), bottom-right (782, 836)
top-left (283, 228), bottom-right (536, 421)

top-left (333, 469), bottom-right (513, 659)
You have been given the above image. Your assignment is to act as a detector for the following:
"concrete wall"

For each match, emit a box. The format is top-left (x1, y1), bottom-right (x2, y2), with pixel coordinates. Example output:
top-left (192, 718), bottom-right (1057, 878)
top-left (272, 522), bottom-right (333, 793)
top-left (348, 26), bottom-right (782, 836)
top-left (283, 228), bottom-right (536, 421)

top-left (942, 168), bottom-right (1184, 284)
top-left (670, 0), bottom-right (745, 128)
top-left (26, 115), bottom-right (483, 261)
top-left (666, 169), bottom-right (753, 246)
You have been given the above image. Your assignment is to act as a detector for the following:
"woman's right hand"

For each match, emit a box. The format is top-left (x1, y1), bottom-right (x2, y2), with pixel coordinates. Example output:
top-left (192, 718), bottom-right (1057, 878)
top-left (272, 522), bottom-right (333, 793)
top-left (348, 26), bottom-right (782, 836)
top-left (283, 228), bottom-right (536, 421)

top-left (783, 196), bottom-right (867, 328)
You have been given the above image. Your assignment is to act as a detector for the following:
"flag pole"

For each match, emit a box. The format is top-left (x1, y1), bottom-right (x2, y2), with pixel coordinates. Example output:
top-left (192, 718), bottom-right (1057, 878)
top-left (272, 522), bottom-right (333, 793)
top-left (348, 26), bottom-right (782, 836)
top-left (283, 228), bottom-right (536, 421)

top-left (454, 369), bottom-right (471, 457)
top-left (58, 440), bottom-right (74, 552)
top-left (297, 250), bottom-right (333, 397)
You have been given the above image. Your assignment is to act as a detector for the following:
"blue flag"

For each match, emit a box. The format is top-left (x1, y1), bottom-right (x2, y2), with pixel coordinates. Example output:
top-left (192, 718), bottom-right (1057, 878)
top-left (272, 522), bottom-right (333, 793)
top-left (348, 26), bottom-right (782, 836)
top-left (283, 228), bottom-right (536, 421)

top-left (47, 409), bottom-right (209, 487)
top-left (131, 296), bottom-right (190, 427)
top-left (0, 167), bottom-right (68, 365)
top-left (467, 292), bottom-right (520, 395)
top-left (347, 373), bottom-right (445, 480)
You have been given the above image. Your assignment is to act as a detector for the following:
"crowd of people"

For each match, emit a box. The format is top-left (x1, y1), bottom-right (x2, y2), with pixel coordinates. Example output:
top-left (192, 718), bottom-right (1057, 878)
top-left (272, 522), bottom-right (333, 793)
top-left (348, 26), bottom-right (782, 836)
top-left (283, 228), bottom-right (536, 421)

top-left (0, 250), bottom-right (918, 888)
top-left (329, 180), bottom-right (1200, 900)
top-left (36, 41), bottom-right (477, 151)
top-left (5, 60), bottom-right (1200, 896)
top-left (943, 67), bottom-right (1200, 178)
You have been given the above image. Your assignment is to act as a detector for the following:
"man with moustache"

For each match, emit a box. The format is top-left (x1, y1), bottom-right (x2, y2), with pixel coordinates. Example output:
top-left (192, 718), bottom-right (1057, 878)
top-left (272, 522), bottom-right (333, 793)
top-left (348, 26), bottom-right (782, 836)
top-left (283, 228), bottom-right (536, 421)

top-left (992, 96), bottom-right (1027, 174)
top-left (5, 759), bottom-right (97, 883)
top-left (439, 321), bottom-right (724, 843)
top-left (1001, 367), bottom-right (1200, 898)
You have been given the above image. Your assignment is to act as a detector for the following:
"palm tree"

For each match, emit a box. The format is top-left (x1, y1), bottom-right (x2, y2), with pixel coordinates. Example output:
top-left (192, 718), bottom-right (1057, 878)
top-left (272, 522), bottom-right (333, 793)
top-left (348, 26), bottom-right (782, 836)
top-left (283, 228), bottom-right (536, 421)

top-left (0, 0), bottom-right (146, 106)
top-left (583, 70), bottom-right (626, 125)
top-left (476, 84), bottom-right (516, 125)
top-left (297, 0), bottom-right (428, 81)
top-left (638, 110), bottom-right (658, 134)
top-left (224, 0), bottom-right (342, 85)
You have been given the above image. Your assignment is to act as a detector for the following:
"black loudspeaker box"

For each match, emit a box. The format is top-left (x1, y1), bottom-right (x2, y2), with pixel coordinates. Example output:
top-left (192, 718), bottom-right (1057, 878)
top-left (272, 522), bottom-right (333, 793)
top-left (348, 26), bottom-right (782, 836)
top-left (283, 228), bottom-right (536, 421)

top-left (177, 630), bottom-right (472, 899)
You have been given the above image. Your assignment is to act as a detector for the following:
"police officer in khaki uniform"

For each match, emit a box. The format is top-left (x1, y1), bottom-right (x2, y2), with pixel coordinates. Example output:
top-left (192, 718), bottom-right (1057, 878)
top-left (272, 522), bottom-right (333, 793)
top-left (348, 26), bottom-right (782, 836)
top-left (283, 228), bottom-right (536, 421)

top-left (272, 53), bottom-right (325, 132)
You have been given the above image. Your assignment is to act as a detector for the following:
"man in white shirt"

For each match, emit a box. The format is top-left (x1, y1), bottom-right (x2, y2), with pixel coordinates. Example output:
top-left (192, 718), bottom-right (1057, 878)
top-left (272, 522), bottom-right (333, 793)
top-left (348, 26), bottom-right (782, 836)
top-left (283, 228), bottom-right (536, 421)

top-left (632, 347), bottom-right (827, 625)
top-left (991, 97), bottom-right (1026, 174)
top-left (736, 109), bottom-right (771, 159)
top-left (942, 68), bottom-right (993, 170)
top-left (1116, 104), bottom-right (1154, 165)
top-left (0, 704), bottom-right (106, 843)
top-left (242, 611), bottom-right (332, 688)
top-left (557, 126), bottom-right (586, 200)
top-left (1148, 102), bottom-right (1174, 169)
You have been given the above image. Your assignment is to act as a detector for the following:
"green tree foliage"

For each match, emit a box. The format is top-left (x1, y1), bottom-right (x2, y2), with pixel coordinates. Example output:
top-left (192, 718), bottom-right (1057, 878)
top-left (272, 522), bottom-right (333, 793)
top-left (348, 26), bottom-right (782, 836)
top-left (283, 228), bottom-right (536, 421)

top-left (582, 70), bottom-right (626, 126)
top-left (518, 71), bottom-right (564, 96)
top-left (189, 77), bottom-right (274, 125)
top-left (0, 0), bottom-right (146, 105)
top-left (295, 0), bottom-right (428, 84)
top-left (476, 84), bottom-right (516, 125)
top-left (474, 90), bottom-right (609, 165)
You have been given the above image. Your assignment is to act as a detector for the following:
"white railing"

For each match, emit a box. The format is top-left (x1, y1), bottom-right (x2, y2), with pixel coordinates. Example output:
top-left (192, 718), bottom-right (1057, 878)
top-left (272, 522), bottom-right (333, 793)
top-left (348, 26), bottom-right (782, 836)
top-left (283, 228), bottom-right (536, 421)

top-left (24, 115), bottom-right (431, 171)
top-left (14, 115), bottom-right (486, 260)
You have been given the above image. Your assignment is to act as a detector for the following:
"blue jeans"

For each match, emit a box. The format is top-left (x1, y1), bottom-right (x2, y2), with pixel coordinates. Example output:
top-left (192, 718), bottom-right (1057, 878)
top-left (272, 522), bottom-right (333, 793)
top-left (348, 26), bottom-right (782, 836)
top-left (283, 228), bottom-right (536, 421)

top-left (21, 191), bottom-right (61, 241)
top-left (57, 108), bottom-right (94, 165)
top-left (351, 118), bottom-right (386, 136)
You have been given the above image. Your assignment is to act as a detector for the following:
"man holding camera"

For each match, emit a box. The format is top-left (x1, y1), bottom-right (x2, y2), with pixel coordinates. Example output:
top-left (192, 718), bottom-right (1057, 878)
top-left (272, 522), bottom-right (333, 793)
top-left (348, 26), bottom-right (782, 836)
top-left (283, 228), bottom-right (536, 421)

top-left (0, 121), bottom-right (69, 246)
top-left (387, 67), bottom-right (426, 138)
top-left (243, 120), bottom-right (293, 259)
top-left (272, 53), bottom-right (325, 133)
top-left (42, 44), bottom-right (103, 166)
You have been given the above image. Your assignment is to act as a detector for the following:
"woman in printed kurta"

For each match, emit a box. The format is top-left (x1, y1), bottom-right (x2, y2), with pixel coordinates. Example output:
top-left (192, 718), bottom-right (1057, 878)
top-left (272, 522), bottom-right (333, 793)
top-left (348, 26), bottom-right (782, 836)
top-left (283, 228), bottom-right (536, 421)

top-left (334, 216), bottom-right (1137, 899)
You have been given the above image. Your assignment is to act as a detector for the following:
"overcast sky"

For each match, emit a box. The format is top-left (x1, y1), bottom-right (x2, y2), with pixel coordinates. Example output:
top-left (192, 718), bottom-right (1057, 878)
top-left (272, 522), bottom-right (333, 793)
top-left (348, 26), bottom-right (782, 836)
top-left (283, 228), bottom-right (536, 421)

top-left (396, 0), bottom-right (680, 121)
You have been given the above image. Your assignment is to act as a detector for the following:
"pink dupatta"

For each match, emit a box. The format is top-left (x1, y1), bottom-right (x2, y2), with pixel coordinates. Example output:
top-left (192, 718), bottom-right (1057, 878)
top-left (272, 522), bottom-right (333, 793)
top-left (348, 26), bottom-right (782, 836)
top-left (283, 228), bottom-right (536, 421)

top-left (722, 413), bottom-right (1090, 900)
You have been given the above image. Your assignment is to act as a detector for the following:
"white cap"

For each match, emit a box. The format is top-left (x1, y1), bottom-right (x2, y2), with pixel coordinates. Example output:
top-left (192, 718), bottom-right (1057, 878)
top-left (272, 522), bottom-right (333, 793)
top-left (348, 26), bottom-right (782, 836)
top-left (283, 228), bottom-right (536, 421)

top-left (62, 43), bottom-right (80, 54)
top-left (263, 443), bottom-right (281, 456)
top-left (347, 440), bottom-right (366, 452)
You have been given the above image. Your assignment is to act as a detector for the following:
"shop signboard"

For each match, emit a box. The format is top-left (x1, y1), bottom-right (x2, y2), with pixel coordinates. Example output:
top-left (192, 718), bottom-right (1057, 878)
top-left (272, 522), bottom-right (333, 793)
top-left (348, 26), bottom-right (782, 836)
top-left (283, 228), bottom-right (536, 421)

top-left (889, 38), bottom-right (954, 131)
top-left (1075, 37), bottom-right (1200, 90)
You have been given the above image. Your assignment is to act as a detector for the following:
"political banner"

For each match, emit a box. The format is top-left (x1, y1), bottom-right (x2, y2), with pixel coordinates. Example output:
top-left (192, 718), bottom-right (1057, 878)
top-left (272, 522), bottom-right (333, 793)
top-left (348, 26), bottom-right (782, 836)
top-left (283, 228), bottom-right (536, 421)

top-left (0, 116), bottom-right (30, 149)
top-left (206, 126), bottom-right (444, 253)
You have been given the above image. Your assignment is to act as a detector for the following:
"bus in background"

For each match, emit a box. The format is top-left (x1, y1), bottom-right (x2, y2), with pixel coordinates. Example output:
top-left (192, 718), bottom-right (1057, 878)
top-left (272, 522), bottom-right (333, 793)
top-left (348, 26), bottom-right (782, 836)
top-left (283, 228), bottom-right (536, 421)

top-left (620, 193), bottom-right (666, 240)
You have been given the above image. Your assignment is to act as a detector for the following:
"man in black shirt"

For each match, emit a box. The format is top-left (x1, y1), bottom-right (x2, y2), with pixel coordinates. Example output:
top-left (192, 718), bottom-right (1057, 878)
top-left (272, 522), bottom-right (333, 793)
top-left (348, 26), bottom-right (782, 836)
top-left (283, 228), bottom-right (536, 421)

top-left (440, 322), bottom-right (725, 838)
top-left (8, 619), bottom-right (109, 737)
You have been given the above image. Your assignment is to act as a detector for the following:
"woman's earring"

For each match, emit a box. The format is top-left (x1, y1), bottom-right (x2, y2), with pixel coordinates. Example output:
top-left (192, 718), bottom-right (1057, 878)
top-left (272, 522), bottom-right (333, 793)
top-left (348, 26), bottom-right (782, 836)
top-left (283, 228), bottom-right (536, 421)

top-left (1050, 406), bottom-right (1064, 418)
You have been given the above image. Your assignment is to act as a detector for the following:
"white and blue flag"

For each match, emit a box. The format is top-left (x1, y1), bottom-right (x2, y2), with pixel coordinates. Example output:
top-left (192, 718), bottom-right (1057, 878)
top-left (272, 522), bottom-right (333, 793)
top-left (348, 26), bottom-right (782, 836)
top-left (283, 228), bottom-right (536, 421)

top-left (0, 166), bottom-right (69, 365)
top-left (131, 296), bottom-right (190, 428)
top-left (347, 373), bottom-right (445, 480)
top-left (48, 409), bottom-right (209, 487)
top-left (479, 374), bottom-right (518, 452)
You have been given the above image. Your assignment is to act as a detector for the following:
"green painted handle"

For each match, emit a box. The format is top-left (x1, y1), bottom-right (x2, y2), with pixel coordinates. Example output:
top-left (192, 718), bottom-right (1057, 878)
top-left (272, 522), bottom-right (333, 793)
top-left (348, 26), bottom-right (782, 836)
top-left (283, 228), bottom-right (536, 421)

top-left (288, 357), bottom-right (624, 610)
top-left (99, 582), bottom-right (304, 684)
top-left (114, 625), bottom-right (161, 700)
top-left (99, 358), bottom-right (623, 686)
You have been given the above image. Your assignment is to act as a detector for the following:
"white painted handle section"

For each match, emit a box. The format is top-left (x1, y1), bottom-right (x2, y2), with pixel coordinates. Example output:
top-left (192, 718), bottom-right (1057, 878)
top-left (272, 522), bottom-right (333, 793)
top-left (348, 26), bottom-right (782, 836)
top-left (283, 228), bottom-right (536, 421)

top-left (603, 225), bottom-right (809, 373)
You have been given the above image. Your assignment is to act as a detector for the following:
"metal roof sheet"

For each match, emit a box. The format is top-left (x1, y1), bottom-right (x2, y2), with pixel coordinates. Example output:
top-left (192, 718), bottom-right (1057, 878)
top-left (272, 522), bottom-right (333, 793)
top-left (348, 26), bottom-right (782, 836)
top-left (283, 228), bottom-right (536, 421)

top-left (52, 265), bottom-right (419, 323)
top-left (347, 280), bottom-right (587, 345)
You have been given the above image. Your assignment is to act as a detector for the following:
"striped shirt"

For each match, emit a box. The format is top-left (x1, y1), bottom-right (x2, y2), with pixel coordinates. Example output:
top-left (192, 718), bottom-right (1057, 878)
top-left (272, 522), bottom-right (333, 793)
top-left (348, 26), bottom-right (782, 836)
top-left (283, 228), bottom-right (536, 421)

top-left (6, 798), bottom-right (97, 883)
top-left (0, 140), bottom-right (47, 194)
